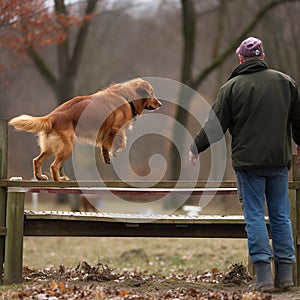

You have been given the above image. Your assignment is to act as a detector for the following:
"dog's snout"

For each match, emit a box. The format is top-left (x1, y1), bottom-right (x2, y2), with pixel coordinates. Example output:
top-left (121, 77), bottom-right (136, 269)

top-left (155, 98), bottom-right (162, 107)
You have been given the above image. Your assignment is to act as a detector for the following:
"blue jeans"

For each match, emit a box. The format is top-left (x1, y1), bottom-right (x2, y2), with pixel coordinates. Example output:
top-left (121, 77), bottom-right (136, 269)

top-left (236, 167), bottom-right (295, 263)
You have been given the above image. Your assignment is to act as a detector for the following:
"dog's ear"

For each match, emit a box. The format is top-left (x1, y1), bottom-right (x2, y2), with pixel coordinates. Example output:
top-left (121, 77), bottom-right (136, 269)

top-left (137, 81), bottom-right (151, 99)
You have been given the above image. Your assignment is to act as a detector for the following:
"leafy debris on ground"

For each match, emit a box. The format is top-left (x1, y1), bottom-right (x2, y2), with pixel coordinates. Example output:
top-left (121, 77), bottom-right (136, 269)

top-left (23, 261), bottom-right (119, 283)
top-left (0, 262), bottom-right (273, 300)
top-left (221, 263), bottom-right (253, 285)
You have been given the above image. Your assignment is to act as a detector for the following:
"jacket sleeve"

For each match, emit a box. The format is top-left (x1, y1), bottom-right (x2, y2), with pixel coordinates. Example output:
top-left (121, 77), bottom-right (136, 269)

top-left (290, 80), bottom-right (300, 147)
top-left (190, 88), bottom-right (231, 154)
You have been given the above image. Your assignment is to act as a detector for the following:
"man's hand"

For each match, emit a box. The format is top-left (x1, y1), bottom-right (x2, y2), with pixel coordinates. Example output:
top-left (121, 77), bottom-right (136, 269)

top-left (189, 151), bottom-right (199, 166)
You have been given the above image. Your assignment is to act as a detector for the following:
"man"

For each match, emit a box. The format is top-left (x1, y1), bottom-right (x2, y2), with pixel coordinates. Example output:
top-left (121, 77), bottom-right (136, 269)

top-left (189, 37), bottom-right (300, 291)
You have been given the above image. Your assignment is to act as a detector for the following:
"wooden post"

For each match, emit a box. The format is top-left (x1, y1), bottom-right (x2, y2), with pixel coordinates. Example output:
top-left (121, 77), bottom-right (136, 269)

top-left (248, 256), bottom-right (254, 277)
top-left (291, 155), bottom-right (300, 286)
top-left (3, 191), bottom-right (25, 285)
top-left (0, 120), bottom-right (8, 284)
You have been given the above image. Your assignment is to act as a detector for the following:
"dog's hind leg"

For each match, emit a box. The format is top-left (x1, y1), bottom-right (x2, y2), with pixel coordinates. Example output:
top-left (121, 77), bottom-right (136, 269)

top-left (59, 166), bottom-right (69, 181)
top-left (50, 153), bottom-right (72, 181)
top-left (33, 150), bottom-right (52, 180)
top-left (50, 132), bottom-right (73, 181)
top-left (33, 133), bottom-right (53, 180)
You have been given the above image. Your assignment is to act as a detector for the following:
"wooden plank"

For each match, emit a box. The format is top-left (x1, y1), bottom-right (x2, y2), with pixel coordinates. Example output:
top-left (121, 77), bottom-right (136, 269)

top-left (0, 120), bottom-right (8, 284)
top-left (24, 211), bottom-right (247, 224)
top-left (23, 211), bottom-right (271, 239)
top-left (0, 180), bottom-right (7, 187)
top-left (6, 180), bottom-right (238, 189)
top-left (10, 180), bottom-right (300, 189)
top-left (4, 179), bottom-right (300, 192)
top-left (24, 218), bottom-right (249, 238)
top-left (288, 181), bottom-right (300, 190)
top-left (4, 191), bottom-right (25, 285)
top-left (0, 121), bottom-right (7, 182)
top-left (11, 186), bottom-right (238, 196)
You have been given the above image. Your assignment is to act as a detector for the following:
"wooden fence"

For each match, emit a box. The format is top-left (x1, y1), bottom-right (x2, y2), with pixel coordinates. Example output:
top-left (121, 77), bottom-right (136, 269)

top-left (0, 119), bottom-right (299, 286)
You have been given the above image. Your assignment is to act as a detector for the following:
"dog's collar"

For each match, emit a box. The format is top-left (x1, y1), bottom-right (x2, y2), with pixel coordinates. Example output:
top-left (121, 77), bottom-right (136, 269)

top-left (125, 97), bottom-right (137, 120)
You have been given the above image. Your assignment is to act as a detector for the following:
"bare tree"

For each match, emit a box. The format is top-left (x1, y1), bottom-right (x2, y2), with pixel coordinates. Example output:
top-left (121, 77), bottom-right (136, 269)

top-left (28, 0), bottom-right (98, 103)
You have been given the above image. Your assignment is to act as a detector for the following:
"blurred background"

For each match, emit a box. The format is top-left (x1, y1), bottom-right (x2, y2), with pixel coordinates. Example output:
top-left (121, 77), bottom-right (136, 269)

top-left (1, 0), bottom-right (300, 213)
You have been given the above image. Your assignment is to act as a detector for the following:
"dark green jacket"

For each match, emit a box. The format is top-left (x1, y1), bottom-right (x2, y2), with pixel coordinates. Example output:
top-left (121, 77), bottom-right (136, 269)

top-left (191, 59), bottom-right (300, 170)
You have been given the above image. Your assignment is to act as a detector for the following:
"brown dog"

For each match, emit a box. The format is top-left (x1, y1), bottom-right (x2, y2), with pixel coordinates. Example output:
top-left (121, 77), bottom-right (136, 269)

top-left (9, 78), bottom-right (161, 181)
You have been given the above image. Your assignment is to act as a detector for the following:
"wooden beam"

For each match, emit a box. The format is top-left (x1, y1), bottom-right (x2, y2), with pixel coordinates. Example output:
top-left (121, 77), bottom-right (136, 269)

top-left (23, 211), bottom-right (270, 239)
top-left (5, 180), bottom-right (239, 189)
top-left (9, 186), bottom-right (238, 197)
top-left (4, 191), bottom-right (25, 285)
top-left (24, 211), bottom-right (247, 224)
top-left (0, 120), bottom-right (8, 284)
top-left (4, 179), bottom-right (300, 190)
top-left (24, 218), bottom-right (249, 238)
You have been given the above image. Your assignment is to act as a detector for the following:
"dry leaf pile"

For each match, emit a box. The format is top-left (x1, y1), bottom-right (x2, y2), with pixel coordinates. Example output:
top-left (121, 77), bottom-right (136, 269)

top-left (0, 262), bottom-right (273, 300)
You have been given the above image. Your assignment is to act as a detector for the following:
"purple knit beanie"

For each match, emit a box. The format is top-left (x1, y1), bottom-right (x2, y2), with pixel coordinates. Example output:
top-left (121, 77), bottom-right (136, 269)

top-left (236, 37), bottom-right (264, 57)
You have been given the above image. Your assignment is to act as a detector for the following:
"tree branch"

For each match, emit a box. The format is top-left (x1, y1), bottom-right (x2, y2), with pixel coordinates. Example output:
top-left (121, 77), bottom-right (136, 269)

top-left (27, 47), bottom-right (57, 92)
top-left (68, 0), bottom-right (98, 78)
top-left (191, 0), bottom-right (300, 90)
top-left (211, 0), bottom-right (226, 59)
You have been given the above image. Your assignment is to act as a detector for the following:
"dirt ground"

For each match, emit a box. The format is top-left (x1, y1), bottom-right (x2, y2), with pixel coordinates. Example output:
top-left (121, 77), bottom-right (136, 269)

top-left (1, 236), bottom-right (297, 299)
top-left (1, 262), bottom-right (300, 299)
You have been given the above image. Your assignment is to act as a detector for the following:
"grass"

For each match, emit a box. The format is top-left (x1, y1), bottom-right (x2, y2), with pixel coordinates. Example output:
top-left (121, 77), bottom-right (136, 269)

top-left (22, 196), bottom-right (248, 276)
top-left (23, 236), bottom-right (248, 275)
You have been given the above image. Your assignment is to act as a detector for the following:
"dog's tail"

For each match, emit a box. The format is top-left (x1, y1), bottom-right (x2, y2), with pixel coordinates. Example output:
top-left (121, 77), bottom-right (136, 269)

top-left (9, 115), bottom-right (52, 133)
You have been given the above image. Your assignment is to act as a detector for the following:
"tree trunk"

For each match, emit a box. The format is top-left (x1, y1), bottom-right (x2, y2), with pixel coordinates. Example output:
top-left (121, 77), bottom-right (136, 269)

top-left (169, 0), bottom-right (195, 180)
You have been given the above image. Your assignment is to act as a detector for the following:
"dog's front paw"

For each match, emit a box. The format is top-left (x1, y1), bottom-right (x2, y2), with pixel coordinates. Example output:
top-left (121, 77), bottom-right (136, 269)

top-left (104, 155), bottom-right (111, 164)
top-left (112, 148), bottom-right (121, 157)
top-left (102, 148), bottom-right (111, 164)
